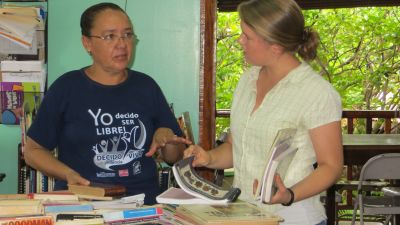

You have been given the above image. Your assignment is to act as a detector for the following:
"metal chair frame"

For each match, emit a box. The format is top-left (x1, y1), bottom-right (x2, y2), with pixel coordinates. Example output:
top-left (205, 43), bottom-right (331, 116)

top-left (351, 153), bottom-right (400, 225)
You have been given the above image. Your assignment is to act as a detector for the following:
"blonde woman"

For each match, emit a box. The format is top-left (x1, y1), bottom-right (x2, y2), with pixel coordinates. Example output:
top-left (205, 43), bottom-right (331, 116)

top-left (184, 0), bottom-right (343, 224)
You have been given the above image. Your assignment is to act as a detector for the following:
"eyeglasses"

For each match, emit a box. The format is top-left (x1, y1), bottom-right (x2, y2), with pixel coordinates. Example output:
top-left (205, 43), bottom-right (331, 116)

top-left (88, 32), bottom-right (138, 43)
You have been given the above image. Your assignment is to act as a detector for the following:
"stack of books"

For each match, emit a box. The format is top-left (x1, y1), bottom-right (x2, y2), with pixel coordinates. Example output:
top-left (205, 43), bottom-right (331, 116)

top-left (0, 190), bottom-right (162, 225)
top-left (175, 202), bottom-right (281, 225)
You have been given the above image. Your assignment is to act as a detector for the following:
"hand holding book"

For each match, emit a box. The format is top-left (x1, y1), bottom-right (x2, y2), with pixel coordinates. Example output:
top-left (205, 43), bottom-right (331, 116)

top-left (145, 127), bottom-right (192, 159)
top-left (183, 145), bottom-right (212, 167)
top-left (65, 170), bottom-right (90, 187)
top-left (254, 128), bottom-right (298, 204)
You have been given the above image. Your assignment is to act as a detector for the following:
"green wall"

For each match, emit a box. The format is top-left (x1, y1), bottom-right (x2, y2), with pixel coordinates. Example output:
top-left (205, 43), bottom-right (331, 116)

top-left (126, 0), bottom-right (200, 137)
top-left (0, 126), bottom-right (19, 194)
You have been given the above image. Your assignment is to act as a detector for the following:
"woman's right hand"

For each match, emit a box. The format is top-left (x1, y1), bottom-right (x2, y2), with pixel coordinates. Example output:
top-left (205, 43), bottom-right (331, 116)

top-left (65, 170), bottom-right (90, 186)
top-left (183, 145), bottom-right (212, 167)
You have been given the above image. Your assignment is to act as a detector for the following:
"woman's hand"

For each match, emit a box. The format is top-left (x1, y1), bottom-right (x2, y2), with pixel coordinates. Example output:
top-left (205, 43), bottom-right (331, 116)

top-left (146, 128), bottom-right (192, 157)
top-left (183, 145), bottom-right (212, 167)
top-left (269, 174), bottom-right (294, 205)
top-left (65, 170), bottom-right (90, 186)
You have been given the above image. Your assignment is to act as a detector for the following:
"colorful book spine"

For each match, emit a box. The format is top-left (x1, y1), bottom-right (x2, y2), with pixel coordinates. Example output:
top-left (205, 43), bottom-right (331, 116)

top-left (0, 82), bottom-right (24, 109)
top-left (102, 207), bottom-right (163, 223)
top-left (0, 82), bottom-right (23, 124)
top-left (0, 81), bottom-right (41, 124)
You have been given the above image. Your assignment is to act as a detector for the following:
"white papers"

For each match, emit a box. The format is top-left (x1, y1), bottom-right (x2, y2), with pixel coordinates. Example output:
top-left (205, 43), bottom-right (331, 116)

top-left (90, 193), bottom-right (145, 209)
top-left (1, 60), bottom-right (43, 72)
top-left (0, 61), bottom-right (46, 92)
top-left (0, 29), bottom-right (39, 54)
top-left (0, 7), bottom-right (43, 49)
top-left (1, 71), bottom-right (46, 92)
top-left (157, 187), bottom-right (217, 205)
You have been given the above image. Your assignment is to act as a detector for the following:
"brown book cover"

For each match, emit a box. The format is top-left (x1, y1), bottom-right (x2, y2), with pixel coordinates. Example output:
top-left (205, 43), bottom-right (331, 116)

top-left (67, 182), bottom-right (126, 197)
top-left (176, 202), bottom-right (281, 225)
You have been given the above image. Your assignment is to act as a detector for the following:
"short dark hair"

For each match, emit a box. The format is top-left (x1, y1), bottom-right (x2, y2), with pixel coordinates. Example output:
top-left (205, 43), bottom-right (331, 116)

top-left (80, 2), bottom-right (127, 36)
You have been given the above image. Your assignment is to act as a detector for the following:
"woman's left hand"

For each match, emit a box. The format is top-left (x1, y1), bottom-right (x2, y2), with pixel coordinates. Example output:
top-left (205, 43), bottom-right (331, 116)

top-left (269, 174), bottom-right (294, 205)
top-left (145, 127), bottom-right (192, 157)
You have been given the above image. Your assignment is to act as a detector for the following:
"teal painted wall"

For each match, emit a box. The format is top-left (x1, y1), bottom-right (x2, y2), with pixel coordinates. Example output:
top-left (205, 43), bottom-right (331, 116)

top-left (0, 125), bottom-right (20, 194)
top-left (126, 1), bottom-right (200, 139)
top-left (48, 0), bottom-right (200, 141)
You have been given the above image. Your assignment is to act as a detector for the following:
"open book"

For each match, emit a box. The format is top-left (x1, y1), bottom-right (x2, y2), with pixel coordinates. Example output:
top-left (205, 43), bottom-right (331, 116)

top-left (256, 128), bottom-right (298, 204)
top-left (157, 187), bottom-right (219, 205)
top-left (171, 156), bottom-right (241, 204)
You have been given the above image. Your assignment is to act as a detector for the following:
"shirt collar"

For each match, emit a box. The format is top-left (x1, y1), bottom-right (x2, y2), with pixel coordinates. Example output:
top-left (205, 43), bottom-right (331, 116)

top-left (248, 61), bottom-right (312, 85)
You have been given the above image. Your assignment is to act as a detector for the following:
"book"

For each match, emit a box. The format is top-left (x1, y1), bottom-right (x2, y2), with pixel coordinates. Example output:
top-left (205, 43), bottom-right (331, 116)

top-left (44, 203), bottom-right (94, 214)
top-left (67, 182), bottom-right (126, 197)
top-left (55, 214), bottom-right (104, 225)
top-left (0, 192), bottom-right (78, 202)
top-left (0, 194), bottom-right (29, 200)
top-left (75, 194), bottom-right (113, 201)
top-left (255, 128), bottom-right (298, 204)
top-left (176, 202), bottom-right (281, 225)
top-left (178, 111), bottom-right (195, 143)
top-left (172, 155), bottom-right (241, 204)
top-left (55, 218), bottom-right (103, 225)
top-left (0, 199), bottom-right (43, 217)
top-left (158, 166), bottom-right (175, 193)
top-left (0, 81), bottom-right (41, 124)
top-left (101, 207), bottom-right (163, 224)
top-left (157, 187), bottom-right (225, 205)
top-left (90, 194), bottom-right (145, 210)
top-left (0, 215), bottom-right (54, 225)
top-left (28, 192), bottom-right (79, 202)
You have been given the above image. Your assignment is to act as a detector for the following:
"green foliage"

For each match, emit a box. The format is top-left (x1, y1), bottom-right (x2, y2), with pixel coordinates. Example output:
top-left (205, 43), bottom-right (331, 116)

top-left (216, 7), bottom-right (400, 136)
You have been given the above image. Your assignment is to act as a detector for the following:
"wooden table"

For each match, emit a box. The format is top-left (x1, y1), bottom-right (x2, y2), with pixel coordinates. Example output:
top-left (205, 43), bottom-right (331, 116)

top-left (326, 134), bottom-right (400, 225)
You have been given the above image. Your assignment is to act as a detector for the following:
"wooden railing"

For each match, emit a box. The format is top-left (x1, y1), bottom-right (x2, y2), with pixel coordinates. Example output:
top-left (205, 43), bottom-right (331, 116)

top-left (342, 110), bottom-right (400, 134)
top-left (217, 109), bottom-right (400, 134)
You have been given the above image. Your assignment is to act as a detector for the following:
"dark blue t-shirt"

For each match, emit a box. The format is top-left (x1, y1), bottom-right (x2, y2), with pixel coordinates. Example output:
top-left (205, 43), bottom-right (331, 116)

top-left (28, 68), bottom-right (182, 204)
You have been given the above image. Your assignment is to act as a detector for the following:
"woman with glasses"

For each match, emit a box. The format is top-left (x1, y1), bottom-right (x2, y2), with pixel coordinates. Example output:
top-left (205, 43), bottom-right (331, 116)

top-left (184, 0), bottom-right (343, 224)
top-left (24, 2), bottom-right (190, 205)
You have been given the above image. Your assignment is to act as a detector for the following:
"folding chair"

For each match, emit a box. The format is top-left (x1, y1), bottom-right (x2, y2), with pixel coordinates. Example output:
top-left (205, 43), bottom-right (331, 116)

top-left (351, 153), bottom-right (400, 225)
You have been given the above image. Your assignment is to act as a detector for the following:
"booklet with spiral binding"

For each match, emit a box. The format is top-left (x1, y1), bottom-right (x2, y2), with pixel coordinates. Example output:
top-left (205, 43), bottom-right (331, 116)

top-left (171, 155), bottom-right (241, 204)
top-left (255, 128), bottom-right (298, 204)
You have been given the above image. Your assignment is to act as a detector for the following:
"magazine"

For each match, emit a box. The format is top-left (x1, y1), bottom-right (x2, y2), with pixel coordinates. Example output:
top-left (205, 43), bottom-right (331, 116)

top-left (257, 128), bottom-right (298, 203)
top-left (172, 156), bottom-right (241, 204)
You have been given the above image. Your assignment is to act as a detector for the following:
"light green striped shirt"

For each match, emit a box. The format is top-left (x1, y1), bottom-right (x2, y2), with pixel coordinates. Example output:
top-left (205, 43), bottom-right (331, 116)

top-left (230, 62), bottom-right (342, 224)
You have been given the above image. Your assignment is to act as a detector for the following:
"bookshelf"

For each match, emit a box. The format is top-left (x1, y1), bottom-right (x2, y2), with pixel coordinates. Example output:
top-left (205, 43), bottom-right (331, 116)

top-left (0, 0), bottom-right (47, 194)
